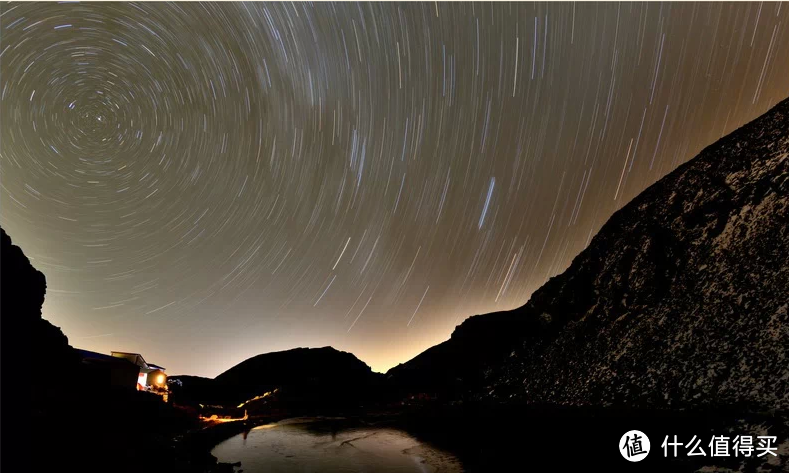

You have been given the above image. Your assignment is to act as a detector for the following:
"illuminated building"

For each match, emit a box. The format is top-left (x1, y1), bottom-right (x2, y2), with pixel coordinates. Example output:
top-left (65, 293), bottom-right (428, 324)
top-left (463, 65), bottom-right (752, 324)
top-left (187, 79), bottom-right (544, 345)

top-left (76, 349), bottom-right (168, 399)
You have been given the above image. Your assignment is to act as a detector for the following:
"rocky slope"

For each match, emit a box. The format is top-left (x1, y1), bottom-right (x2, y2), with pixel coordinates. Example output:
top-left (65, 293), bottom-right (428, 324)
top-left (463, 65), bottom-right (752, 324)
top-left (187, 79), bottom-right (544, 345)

top-left (389, 97), bottom-right (789, 411)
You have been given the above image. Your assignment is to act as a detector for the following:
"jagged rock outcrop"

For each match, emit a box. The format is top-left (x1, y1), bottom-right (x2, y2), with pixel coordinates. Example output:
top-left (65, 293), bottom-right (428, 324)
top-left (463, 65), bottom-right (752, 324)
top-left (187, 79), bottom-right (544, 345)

top-left (1, 227), bottom-right (82, 470)
top-left (0, 227), bottom-right (81, 399)
top-left (390, 97), bottom-right (789, 411)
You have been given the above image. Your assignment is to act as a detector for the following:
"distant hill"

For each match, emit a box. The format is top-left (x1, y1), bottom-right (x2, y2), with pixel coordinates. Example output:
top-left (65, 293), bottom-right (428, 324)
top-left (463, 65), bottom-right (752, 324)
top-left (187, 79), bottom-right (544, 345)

top-left (170, 346), bottom-right (384, 412)
top-left (389, 97), bottom-right (789, 411)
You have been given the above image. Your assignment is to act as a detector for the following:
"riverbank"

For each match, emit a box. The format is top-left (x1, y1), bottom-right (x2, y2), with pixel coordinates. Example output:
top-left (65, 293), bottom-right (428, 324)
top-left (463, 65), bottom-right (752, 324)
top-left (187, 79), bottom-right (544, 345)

top-left (164, 402), bottom-right (789, 473)
top-left (170, 414), bottom-right (292, 472)
top-left (208, 415), bottom-right (464, 473)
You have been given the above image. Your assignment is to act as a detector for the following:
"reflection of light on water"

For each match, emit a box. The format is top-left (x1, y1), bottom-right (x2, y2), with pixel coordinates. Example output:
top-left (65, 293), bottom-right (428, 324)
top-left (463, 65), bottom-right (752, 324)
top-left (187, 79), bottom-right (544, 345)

top-left (252, 423), bottom-right (277, 430)
top-left (252, 416), bottom-right (337, 430)
top-left (212, 419), bottom-right (462, 473)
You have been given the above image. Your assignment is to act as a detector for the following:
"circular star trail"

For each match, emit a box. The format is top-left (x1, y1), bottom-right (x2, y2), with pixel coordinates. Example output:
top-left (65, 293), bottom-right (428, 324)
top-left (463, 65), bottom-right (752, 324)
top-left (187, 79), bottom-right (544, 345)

top-left (2, 2), bottom-right (788, 376)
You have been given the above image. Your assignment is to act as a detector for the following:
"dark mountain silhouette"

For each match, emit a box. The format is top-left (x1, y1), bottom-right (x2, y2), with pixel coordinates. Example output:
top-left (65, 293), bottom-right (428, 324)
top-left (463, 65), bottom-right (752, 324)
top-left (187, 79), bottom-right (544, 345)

top-left (385, 311), bottom-right (537, 398)
top-left (388, 97), bottom-right (789, 411)
top-left (0, 227), bottom-right (234, 473)
top-left (0, 227), bottom-right (82, 390)
top-left (170, 346), bottom-right (384, 412)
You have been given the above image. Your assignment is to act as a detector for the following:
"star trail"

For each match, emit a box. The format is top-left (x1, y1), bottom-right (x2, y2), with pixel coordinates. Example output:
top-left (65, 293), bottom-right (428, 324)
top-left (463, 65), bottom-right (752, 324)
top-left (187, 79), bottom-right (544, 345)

top-left (1, 2), bottom-right (787, 377)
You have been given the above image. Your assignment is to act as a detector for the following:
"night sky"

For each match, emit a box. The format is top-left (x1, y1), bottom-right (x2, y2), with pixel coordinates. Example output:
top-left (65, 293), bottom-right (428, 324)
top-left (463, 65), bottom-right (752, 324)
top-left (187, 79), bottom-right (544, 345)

top-left (1, 2), bottom-right (787, 377)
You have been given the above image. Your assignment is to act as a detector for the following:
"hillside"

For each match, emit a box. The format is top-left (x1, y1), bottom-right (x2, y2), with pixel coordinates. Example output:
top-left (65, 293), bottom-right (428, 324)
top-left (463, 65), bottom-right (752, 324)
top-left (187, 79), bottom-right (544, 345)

top-left (389, 97), bottom-right (789, 411)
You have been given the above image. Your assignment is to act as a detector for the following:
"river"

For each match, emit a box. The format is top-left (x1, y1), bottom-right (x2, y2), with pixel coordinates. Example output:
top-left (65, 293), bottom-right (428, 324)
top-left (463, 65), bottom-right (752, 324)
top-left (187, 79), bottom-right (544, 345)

top-left (211, 417), bottom-right (464, 472)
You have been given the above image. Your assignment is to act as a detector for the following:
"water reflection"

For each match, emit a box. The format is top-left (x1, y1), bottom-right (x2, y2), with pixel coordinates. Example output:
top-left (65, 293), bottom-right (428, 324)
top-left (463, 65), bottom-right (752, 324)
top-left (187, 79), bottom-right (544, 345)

top-left (212, 417), bottom-right (463, 473)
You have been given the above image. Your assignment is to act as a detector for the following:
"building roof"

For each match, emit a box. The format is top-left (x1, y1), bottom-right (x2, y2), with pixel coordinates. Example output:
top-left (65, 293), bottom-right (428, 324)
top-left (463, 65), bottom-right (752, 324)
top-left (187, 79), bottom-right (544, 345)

top-left (77, 349), bottom-right (122, 362)
top-left (77, 350), bottom-right (166, 372)
top-left (110, 351), bottom-right (166, 372)
top-left (111, 351), bottom-right (148, 368)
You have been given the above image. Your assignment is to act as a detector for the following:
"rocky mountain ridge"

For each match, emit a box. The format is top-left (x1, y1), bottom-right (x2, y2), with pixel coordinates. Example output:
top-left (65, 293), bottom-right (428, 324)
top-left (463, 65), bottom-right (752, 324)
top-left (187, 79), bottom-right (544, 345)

top-left (389, 97), bottom-right (789, 412)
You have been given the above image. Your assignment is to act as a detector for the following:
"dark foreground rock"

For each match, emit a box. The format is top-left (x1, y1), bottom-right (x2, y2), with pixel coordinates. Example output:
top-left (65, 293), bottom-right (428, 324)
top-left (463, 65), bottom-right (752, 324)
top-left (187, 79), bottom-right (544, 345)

top-left (1, 226), bottom-right (81, 470)
top-left (394, 402), bottom-right (789, 473)
top-left (0, 227), bottom-right (233, 473)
